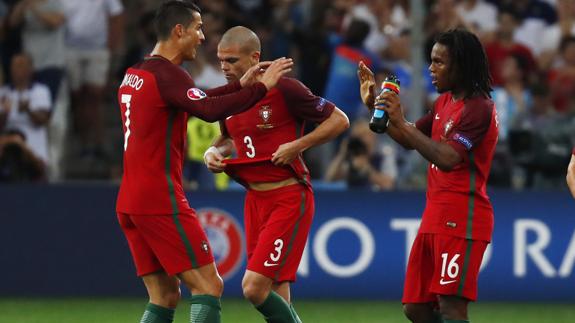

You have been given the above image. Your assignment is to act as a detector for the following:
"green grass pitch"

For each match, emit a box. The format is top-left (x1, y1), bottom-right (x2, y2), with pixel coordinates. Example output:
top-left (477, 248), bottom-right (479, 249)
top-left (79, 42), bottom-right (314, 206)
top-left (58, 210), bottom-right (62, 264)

top-left (1, 298), bottom-right (574, 322)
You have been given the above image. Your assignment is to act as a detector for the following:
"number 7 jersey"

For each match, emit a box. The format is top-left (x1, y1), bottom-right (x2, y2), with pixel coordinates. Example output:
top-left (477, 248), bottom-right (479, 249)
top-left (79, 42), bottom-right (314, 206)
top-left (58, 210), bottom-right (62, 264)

top-left (116, 56), bottom-right (267, 215)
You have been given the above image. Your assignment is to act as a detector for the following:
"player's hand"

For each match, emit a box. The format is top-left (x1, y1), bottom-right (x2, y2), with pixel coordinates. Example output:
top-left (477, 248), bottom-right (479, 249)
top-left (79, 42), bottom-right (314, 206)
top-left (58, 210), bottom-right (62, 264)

top-left (260, 57), bottom-right (293, 90)
top-left (375, 91), bottom-right (405, 126)
top-left (203, 147), bottom-right (226, 173)
top-left (271, 141), bottom-right (300, 166)
top-left (240, 61), bottom-right (273, 87)
top-left (357, 61), bottom-right (376, 108)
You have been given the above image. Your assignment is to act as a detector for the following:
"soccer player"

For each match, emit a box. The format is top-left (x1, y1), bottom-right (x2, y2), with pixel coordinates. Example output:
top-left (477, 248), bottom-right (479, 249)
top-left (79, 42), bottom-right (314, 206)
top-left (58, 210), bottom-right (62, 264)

top-left (203, 26), bottom-right (349, 322)
top-left (116, 2), bottom-right (293, 323)
top-left (567, 149), bottom-right (575, 198)
top-left (358, 29), bottom-right (497, 323)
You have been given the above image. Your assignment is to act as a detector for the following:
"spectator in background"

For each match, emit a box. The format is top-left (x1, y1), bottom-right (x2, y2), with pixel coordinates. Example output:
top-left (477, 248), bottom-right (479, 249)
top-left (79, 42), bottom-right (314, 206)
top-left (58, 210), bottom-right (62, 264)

top-left (291, 1), bottom-right (338, 96)
top-left (424, 0), bottom-right (465, 37)
top-left (344, 0), bottom-right (389, 57)
top-left (185, 118), bottom-right (222, 191)
top-left (484, 8), bottom-right (537, 86)
top-left (312, 19), bottom-right (376, 179)
top-left (0, 53), bottom-right (51, 167)
top-left (0, 1), bottom-right (8, 85)
top-left (60, 0), bottom-right (124, 160)
top-left (324, 19), bottom-right (378, 125)
top-left (548, 36), bottom-right (575, 114)
top-left (539, 0), bottom-right (575, 70)
top-left (507, 0), bottom-right (557, 56)
top-left (456, 0), bottom-right (498, 40)
top-left (0, 129), bottom-right (45, 181)
top-left (325, 119), bottom-right (395, 190)
top-left (490, 54), bottom-right (533, 187)
top-left (492, 54), bottom-right (533, 143)
top-left (8, 0), bottom-right (65, 102)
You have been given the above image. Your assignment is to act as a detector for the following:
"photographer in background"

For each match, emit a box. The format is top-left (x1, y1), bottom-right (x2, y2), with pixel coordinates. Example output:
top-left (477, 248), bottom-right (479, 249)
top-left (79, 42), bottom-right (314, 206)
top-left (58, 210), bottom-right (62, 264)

top-left (0, 129), bottom-right (46, 181)
top-left (325, 119), bottom-right (395, 190)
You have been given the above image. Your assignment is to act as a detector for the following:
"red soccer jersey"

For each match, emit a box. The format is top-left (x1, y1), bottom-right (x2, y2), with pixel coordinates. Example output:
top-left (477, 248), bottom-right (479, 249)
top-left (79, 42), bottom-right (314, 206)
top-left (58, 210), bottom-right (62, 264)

top-left (222, 77), bottom-right (335, 185)
top-left (415, 92), bottom-right (498, 242)
top-left (116, 56), bottom-right (267, 214)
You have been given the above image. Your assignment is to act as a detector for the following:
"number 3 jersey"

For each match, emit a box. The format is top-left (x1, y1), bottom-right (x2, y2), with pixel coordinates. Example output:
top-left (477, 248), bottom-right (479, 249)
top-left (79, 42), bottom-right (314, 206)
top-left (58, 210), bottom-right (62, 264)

top-left (116, 55), bottom-right (267, 215)
top-left (415, 92), bottom-right (498, 242)
top-left (222, 77), bottom-right (335, 186)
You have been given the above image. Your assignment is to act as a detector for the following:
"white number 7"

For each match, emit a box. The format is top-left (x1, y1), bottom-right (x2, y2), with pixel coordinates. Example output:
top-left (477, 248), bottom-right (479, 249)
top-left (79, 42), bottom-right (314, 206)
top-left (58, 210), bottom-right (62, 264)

top-left (121, 94), bottom-right (132, 151)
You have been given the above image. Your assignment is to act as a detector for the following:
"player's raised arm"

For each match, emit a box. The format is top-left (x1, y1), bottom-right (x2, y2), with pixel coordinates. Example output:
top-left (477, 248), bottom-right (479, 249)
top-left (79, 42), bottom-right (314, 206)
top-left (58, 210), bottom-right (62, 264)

top-left (158, 58), bottom-right (293, 122)
top-left (203, 61), bottom-right (275, 97)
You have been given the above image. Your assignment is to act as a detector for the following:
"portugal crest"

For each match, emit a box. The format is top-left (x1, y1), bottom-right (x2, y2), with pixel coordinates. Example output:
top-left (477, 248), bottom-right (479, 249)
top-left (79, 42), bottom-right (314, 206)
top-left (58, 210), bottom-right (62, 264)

top-left (444, 118), bottom-right (454, 136)
top-left (257, 105), bottom-right (273, 129)
top-left (197, 208), bottom-right (244, 280)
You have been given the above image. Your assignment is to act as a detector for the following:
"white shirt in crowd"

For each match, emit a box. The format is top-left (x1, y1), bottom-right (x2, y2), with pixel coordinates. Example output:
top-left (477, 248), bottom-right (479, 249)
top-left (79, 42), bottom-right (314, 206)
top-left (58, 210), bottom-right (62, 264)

top-left (60, 0), bottom-right (123, 49)
top-left (2, 83), bottom-right (52, 163)
top-left (456, 0), bottom-right (498, 34)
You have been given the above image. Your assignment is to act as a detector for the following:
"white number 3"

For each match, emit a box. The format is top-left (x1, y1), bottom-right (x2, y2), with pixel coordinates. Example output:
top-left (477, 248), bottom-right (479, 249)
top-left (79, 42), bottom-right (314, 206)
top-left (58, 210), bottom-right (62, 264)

top-left (121, 94), bottom-right (132, 151)
top-left (244, 135), bottom-right (255, 158)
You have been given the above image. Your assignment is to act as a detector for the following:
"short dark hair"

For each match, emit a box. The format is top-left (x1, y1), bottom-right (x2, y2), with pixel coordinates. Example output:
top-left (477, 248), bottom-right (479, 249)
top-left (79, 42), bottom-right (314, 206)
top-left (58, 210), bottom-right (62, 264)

top-left (436, 29), bottom-right (493, 99)
top-left (154, 1), bottom-right (201, 41)
top-left (343, 19), bottom-right (370, 47)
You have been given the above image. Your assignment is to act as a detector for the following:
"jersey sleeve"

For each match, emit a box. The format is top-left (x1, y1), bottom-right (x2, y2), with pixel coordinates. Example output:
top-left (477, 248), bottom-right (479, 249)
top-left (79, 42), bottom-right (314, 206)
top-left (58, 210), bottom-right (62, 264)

top-left (415, 109), bottom-right (433, 137)
top-left (277, 78), bottom-right (335, 123)
top-left (204, 81), bottom-right (242, 97)
top-left (155, 63), bottom-right (268, 122)
top-left (447, 98), bottom-right (494, 162)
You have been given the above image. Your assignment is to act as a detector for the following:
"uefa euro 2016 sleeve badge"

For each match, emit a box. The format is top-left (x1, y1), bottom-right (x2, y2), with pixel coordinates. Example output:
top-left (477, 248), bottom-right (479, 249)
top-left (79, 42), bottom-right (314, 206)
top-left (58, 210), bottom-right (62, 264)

top-left (257, 105), bottom-right (274, 129)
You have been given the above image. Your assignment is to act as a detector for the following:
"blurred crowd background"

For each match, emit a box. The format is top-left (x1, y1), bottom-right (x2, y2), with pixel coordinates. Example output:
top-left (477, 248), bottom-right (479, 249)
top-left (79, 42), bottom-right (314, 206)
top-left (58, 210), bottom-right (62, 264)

top-left (0, 0), bottom-right (573, 192)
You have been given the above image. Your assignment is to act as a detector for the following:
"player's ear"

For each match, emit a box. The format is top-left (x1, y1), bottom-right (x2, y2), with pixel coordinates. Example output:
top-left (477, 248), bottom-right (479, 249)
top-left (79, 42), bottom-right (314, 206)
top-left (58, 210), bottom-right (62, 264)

top-left (251, 51), bottom-right (261, 64)
top-left (173, 24), bottom-right (184, 39)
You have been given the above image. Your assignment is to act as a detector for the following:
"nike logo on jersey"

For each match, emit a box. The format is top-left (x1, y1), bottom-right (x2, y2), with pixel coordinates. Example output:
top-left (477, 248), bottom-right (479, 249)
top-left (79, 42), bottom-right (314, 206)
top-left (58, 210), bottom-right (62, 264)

top-left (264, 261), bottom-right (279, 267)
top-left (439, 278), bottom-right (457, 285)
top-left (435, 113), bottom-right (440, 120)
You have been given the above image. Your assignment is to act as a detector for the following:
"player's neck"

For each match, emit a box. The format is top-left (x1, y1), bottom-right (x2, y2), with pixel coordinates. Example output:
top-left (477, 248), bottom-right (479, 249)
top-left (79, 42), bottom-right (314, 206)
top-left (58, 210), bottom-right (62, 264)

top-left (151, 42), bottom-right (183, 65)
top-left (450, 89), bottom-right (464, 101)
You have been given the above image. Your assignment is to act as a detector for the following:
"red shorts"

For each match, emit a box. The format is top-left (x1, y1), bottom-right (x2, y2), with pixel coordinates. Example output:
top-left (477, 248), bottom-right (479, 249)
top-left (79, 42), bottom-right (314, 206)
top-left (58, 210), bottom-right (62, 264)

top-left (402, 233), bottom-right (488, 303)
top-left (244, 184), bottom-right (314, 282)
top-left (118, 212), bottom-right (214, 276)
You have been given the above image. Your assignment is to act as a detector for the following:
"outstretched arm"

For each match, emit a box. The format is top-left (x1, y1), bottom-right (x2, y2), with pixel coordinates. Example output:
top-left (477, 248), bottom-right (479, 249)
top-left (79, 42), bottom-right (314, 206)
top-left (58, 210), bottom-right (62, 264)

top-left (163, 58), bottom-right (293, 122)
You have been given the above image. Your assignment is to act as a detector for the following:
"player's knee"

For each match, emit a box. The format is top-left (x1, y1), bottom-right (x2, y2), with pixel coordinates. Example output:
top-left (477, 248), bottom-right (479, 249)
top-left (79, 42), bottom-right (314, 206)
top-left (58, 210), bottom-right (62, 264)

top-left (438, 301), bottom-right (467, 320)
top-left (242, 280), bottom-right (267, 305)
top-left (438, 295), bottom-right (468, 320)
top-left (402, 303), bottom-right (432, 323)
top-left (403, 304), bottom-right (417, 322)
top-left (163, 289), bottom-right (182, 308)
top-left (206, 275), bottom-right (224, 298)
top-left (149, 287), bottom-right (181, 308)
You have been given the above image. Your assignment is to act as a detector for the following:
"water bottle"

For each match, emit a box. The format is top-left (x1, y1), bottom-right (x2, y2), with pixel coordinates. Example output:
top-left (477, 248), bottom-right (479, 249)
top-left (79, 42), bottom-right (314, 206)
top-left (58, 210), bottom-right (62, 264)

top-left (369, 75), bottom-right (400, 133)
